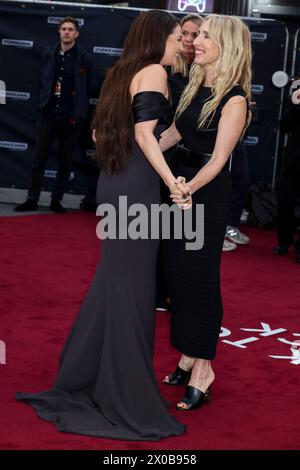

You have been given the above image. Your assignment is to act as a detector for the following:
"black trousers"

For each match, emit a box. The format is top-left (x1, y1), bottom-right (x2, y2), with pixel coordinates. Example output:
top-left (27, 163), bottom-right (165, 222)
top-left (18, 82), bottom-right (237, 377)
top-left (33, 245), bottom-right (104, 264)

top-left (277, 156), bottom-right (300, 247)
top-left (28, 113), bottom-right (79, 202)
top-left (228, 140), bottom-right (250, 227)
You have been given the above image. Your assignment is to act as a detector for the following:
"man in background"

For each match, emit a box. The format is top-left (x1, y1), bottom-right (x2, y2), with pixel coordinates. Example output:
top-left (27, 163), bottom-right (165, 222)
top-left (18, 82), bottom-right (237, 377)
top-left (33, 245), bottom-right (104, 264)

top-left (15, 17), bottom-right (93, 214)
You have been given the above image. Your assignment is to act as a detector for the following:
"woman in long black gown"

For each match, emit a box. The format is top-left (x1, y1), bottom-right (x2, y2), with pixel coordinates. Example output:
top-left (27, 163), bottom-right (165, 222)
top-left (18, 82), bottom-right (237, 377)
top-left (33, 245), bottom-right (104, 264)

top-left (16, 10), bottom-right (191, 441)
top-left (160, 15), bottom-right (252, 410)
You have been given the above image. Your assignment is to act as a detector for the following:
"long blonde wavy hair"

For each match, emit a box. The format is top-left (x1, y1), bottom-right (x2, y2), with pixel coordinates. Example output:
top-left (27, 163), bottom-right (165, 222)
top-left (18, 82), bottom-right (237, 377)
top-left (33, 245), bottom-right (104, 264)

top-left (172, 14), bottom-right (203, 77)
top-left (176, 14), bottom-right (252, 130)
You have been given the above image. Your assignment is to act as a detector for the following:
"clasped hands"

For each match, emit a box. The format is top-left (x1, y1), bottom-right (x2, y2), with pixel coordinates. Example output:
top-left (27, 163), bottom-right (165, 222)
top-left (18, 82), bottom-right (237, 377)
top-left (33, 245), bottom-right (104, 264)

top-left (169, 177), bottom-right (192, 210)
top-left (93, 128), bottom-right (192, 208)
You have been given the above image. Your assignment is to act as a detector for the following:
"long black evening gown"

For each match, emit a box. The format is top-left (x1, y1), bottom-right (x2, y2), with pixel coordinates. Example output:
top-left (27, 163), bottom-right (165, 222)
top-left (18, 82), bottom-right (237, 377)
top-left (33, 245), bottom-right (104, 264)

top-left (163, 85), bottom-right (246, 360)
top-left (16, 91), bottom-right (185, 441)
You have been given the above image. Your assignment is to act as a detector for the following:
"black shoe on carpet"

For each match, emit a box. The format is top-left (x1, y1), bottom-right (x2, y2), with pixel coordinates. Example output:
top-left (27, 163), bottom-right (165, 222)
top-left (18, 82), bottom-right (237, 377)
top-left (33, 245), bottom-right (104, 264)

top-left (14, 200), bottom-right (38, 212)
top-left (50, 200), bottom-right (67, 214)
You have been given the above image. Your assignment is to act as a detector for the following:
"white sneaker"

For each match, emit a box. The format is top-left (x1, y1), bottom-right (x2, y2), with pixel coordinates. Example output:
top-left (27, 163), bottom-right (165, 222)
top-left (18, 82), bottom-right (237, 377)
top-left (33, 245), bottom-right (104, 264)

top-left (240, 210), bottom-right (249, 224)
top-left (156, 300), bottom-right (170, 312)
top-left (223, 239), bottom-right (237, 251)
top-left (226, 226), bottom-right (250, 245)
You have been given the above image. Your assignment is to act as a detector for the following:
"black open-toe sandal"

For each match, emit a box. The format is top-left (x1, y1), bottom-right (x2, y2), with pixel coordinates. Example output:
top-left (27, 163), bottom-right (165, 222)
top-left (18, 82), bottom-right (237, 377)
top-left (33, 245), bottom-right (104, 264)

top-left (176, 385), bottom-right (212, 411)
top-left (162, 365), bottom-right (191, 386)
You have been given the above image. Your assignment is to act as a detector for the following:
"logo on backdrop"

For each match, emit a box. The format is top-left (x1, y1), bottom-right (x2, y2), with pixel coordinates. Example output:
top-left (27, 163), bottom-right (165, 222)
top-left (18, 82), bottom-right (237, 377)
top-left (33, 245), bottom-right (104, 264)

top-left (177, 0), bottom-right (207, 13)
top-left (1, 39), bottom-right (33, 48)
top-left (44, 170), bottom-right (74, 181)
top-left (93, 47), bottom-right (123, 56)
top-left (0, 80), bottom-right (6, 104)
top-left (0, 141), bottom-right (28, 151)
top-left (0, 340), bottom-right (6, 365)
top-left (47, 17), bottom-right (85, 27)
top-left (1, 91), bottom-right (31, 101)
top-left (252, 84), bottom-right (264, 95)
top-left (86, 149), bottom-right (95, 157)
top-left (221, 323), bottom-right (300, 365)
top-left (251, 32), bottom-right (268, 42)
top-left (243, 136), bottom-right (259, 146)
top-left (89, 98), bottom-right (98, 106)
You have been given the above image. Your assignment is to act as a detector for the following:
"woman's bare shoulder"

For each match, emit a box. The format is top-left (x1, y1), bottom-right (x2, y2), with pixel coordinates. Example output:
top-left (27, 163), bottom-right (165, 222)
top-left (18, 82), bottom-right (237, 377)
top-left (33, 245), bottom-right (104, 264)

top-left (130, 64), bottom-right (168, 96)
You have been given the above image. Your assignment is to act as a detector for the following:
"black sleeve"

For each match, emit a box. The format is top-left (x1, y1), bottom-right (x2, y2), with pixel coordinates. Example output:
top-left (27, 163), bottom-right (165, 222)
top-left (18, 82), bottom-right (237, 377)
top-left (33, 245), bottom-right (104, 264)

top-left (280, 99), bottom-right (300, 133)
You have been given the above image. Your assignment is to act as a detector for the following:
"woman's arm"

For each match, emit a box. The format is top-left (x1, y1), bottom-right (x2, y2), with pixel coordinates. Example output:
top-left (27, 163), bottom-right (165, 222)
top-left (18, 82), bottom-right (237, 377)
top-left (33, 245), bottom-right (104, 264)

top-left (135, 119), bottom-right (176, 190)
top-left (159, 121), bottom-right (182, 152)
top-left (173, 96), bottom-right (247, 199)
top-left (132, 65), bottom-right (189, 198)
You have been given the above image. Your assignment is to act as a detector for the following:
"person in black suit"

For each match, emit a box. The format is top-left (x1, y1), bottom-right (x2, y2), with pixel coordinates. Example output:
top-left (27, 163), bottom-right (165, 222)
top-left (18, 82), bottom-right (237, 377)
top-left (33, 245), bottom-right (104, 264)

top-left (15, 17), bottom-right (93, 214)
top-left (274, 88), bottom-right (300, 264)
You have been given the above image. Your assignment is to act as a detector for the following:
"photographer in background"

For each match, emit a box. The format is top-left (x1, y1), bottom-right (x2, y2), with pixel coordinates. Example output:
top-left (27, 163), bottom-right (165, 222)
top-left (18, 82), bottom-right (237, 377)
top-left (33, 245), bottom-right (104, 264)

top-left (273, 87), bottom-right (300, 264)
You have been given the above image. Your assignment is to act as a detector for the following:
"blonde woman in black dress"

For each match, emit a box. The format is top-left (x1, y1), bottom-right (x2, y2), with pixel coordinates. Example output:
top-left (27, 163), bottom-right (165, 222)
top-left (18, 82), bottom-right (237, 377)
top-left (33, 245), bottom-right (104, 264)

top-left (160, 15), bottom-right (252, 410)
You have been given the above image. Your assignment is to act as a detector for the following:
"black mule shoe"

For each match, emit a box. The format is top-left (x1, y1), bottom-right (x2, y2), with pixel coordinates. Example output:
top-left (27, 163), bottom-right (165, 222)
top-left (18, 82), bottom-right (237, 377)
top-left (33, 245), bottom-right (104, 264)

top-left (273, 242), bottom-right (293, 255)
top-left (177, 385), bottom-right (212, 411)
top-left (162, 365), bottom-right (191, 386)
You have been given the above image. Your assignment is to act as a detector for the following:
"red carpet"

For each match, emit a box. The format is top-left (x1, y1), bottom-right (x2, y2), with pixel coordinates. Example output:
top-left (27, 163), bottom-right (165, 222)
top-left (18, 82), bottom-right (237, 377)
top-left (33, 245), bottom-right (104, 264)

top-left (0, 212), bottom-right (299, 450)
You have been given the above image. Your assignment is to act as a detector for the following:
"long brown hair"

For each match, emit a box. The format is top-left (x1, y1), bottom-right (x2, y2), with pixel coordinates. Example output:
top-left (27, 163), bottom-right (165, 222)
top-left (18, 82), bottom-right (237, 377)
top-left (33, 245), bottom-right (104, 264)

top-left (92, 10), bottom-right (178, 175)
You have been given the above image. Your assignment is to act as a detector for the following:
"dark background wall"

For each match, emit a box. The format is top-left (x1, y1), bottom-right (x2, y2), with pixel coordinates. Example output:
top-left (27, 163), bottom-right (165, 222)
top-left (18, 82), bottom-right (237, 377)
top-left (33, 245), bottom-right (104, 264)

top-left (0, 0), bottom-right (295, 195)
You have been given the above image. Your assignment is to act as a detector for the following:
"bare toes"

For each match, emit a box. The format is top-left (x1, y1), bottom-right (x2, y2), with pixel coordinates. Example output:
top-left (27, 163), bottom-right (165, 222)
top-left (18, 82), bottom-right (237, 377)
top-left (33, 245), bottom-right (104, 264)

top-left (177, 402), bottom-right (187, 409)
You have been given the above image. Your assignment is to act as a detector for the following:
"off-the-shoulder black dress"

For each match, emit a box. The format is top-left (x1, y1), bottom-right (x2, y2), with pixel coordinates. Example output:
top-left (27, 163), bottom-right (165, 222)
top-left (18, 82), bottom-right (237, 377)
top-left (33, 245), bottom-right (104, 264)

top-left (16, 92), bottom-right (185, 441)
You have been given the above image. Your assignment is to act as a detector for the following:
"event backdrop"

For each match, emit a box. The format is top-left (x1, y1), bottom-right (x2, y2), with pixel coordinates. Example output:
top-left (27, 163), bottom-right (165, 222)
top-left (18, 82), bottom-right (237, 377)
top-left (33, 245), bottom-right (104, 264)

top-left (292, 27), bottom-right (300, 78)
top-left (0, 1), bottom-right (289, 194)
